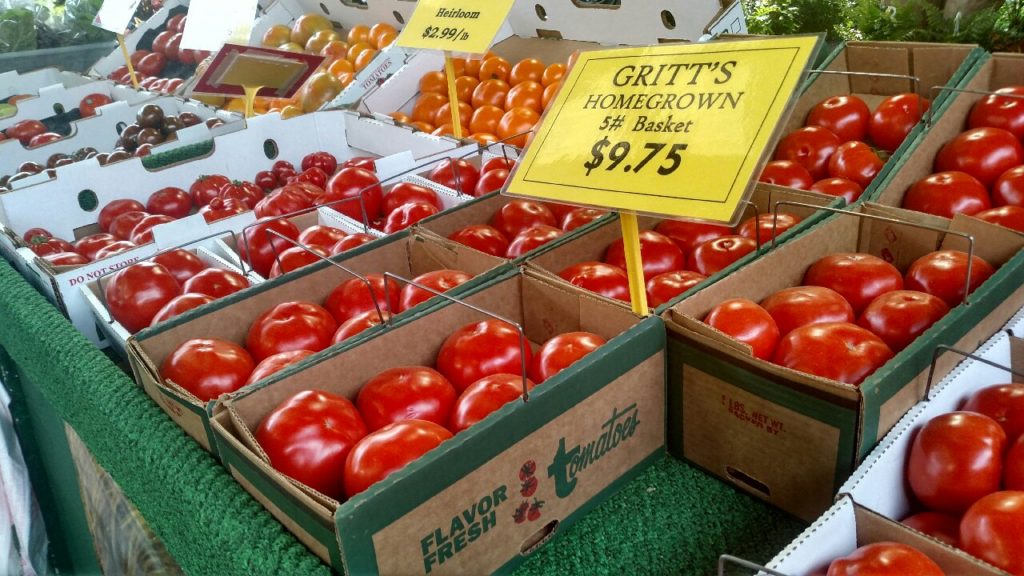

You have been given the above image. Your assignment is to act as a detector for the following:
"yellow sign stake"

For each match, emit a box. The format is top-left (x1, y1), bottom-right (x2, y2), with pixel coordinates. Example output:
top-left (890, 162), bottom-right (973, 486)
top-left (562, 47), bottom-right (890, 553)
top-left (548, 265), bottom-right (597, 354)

top-left (443, 52), bottom-right (464, 138)
top-left (117, 34), bottom-right (140, 89)
top-left (619, 212), bottom-right (648, 314)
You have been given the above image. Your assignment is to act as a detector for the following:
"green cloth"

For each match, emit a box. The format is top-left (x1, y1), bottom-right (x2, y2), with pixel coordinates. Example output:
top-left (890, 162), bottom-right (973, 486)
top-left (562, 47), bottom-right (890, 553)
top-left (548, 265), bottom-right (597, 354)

top-left (0, 255), bottom-right (803, 575)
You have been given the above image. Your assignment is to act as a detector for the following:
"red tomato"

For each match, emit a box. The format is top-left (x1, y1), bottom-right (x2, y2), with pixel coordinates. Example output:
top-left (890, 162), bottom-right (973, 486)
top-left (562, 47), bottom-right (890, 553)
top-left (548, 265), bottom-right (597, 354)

top-left (129, 214), bottom-right (175, 245)
top-left (869, 93), bottom-right (930, 152)
top-left (146, 187), bottom-right (192, 219)
top-left (398, 269), bottom-right (472, 312)
top-left (993, 165), bottom-right (1024, 207)
top-left (901, 512), bottom-right (961, 547)
top-left (73, 233), bottom-right (120, 260)
top-left (529, 332), bottom-right (606, 383)
top-left (165, 33), bottom-right (183, 61)
top-left (655, 219), bottom-right (733, 254)
top-left (968, 86), bottom-right (1024, 141)
top-left (94, 240), bottom-right (138, 260)
top-left (253, 187), bottom-right (314, 219)
top-left (383, 182), bottom-right (441, 215)
top-left (79, 93), bottom-right (113, 117)
top-left (166, 13), bottom-right (186, 33)
top-left (482, 157), bottom-right (516, 174)
top-left (704, 298), bottom-right (781, 360)
top-left (254, 170), bottom-right (278, 192)
top-left (449, 374), bottom-right (535, 433)
top-left (960, 491), bottom-right (1024, 575)
top-left (688, 235), bottom-right (757, 276)
top-left (490, 200), bottom-right (556, 240)
top-left (974, 206), bottom-right (1024, 233)
top-left (474, 168), bottom-right (510, 196)
top-left (27, 132), bottom-right (61, 147)
top-left (238, 218), bottom-right (301, 278)
top-left (271, 160), bottom-right (296, 182)
top-left (152, 249), bottom-right (207, 284)
top-left (903, 171), bottom-right (990, 218)
top-left (908, 411), bottom-right (1006, 514)
top-left (151, 30), bottom-right (174, 56)
top-left (825, 542), bottom-right (943, 576)
top-left (774, 126), bottom-right (841, 179)
top-left (356, 366), bottom-right (457, 431)
top-left (807, 95), bottom-right (871, 143)
top-left (332, 309), bottom-right (392, 343)
top-left (246, 301), bottom-right (338, 362)
top-left (200, 197), bottom-right (247, 223)
top-left (28, 237), bottom-right (74, 257)
top-left (297, 225), bottom-right (346, 249)
top-left (558, 261), bottom-right (630, 302)
top-left (810, 177), bottom-right (864, 204)
top-left (604, 230), bottom-right (686, 281)
top-left (183, 268), bottom-right (250, 298)
top-left (383, 201), bottom-right (439, 233)
top-left (962, 384), bottom-right (1024, 444)
top-left (104, 262), bottom-right (182, 333)
top-left (761, 285), bottom-right (855, 337)
top-left (759, 160), bottom-right (814, 190)
top-left (646, 270), bottom-right (707, 308)
top-left (219, 180), bottom-right (265, 209)
top-left (99, 199), bottom-right (146, 232)
top-left (42, 252), bottom-right (89, 266)
top-left (324, 167), bottom-right (384, 223)
top-left (429, 158), bottom-right (480, 194)
top-left (136, 52), bottom-right (166, 76)
top-left (325, 273), bottom-right (400, 324)
top-left (256, 389), bottom-right (367, 500)
top-left (436, 319), bottom-right (534, 393)
top-left (341, 156), bottom-right (376, 171)
top-left (149, 293), bottom-right (214, 326)
top-left (301, 151), bottom-right (338, 175)
top-left (190, 175), bottom-right (231, 207)
top-left (803, 253), bottom-right (903, 314)
top-left (448, 224), bottom-right (510, 257)
top-left (857, 290), bottom-right (949, 352)
top-left (828, 141), bottom-right (883, 189)
top-left (330, 233), bottom-right (376, 254)
top-left (21, 228), bottom-right (51, 243)
top-left (5, 119), bottom-right (46, 145)
top-left (561, 207), bottom-right (607, 231)
top-left (268, 246), bottom-right (328, 278)
top-left (160, 338), bottom-right (254, 402)
top-left (935, 127), bottom-right (1024, 188)
top-left (904, 250), bottom-right (996, 308)
top-left (343, 419), bottom-right (451, 497)
top-left (773, 321), bottom-right (893, 385)
top-left (295, 167), bottom-right (329, 189)
top-left (1006, 436), bottom-right (1024, 490)
top-left (506, 225), bottom-right (564, 258)
top-left (737, 212), bottom-right (802, 244)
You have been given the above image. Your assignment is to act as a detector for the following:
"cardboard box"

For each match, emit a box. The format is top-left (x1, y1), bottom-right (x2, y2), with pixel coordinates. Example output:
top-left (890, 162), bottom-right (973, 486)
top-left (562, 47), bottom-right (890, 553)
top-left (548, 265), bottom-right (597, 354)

top-left (664, 202), bottom-right (1024, 521)
top-left (765, 496), bottom-right (1004, 575)
top-left (127, 228), bottom-right (509, 452)
top-left (0, 79), bottom-right (152, 132)
top-left (210, 267), bottom-right (665, 573)
top-left (88, 0), bottom-right (190, 79)
top-left (1, 68), bottom-right (94, 100)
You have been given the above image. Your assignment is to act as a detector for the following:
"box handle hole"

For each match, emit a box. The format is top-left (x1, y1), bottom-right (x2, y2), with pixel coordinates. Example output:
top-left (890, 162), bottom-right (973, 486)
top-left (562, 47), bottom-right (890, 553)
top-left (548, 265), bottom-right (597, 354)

top-left (393, 10), bottom-right (405, 24)
top-left (535, 4), bottom-right (548, 21)
top-left (78, 189), bottom-right (99, 212)
top-left (726, 466), bottom-right (770, 498)
top-left (263, 139), bottom-right (279, 159)
top-left (520, 519), bottom-right (558, 555)
top-left (661, 10), bottom-right (677, 29)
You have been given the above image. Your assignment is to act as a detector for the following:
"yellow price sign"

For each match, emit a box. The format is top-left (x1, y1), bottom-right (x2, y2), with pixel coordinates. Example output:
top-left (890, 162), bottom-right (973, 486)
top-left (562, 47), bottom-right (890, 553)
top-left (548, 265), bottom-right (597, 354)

top-left (506, 36), bottom-right (821, 224)
top-left (395, 0), bottom-right (514, 55)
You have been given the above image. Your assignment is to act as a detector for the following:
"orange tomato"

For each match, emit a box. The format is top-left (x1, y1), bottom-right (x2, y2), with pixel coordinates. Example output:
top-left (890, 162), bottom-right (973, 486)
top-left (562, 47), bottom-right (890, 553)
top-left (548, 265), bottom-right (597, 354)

top-left (281, 105), bottom-right (304, 119)
top-left (369, 23), bottom-right (396, 47)
top-left (454, 76), bottom-right (480, 103)
top-left (391, 111), bottom-right (411, 123)
top-left (375, 29), bottom-right (397, 49)
top-left (509, 58), bottom-right (544, 86)
top-left (411, 93), bottom-right (448, 123)
top-left (354, 48), bottom-right (378, 71)
top-left (262, 24), bottom-right (291, 48)
top-left (498, 107), bottom-right (540, 148)
top-left (449, 58), bottom-right (467, 78)
top-left (328, 58), bottom-right (355, 78)
top-left (432, 123), bottom-right (454, 137)
top-left (305, 30), bottom-right (337, 54)
top-left (469, 105), bottom-right (504, 135)
top-left (478, 57), bottom-right (511, 83)
top-left (291, 14), bottom-right (332, 46)
top-left (542, 82), bottom-right (561, 109)
top-left (471, 79), bottom-right (510, 109)
top-left (337, 72), bottom-right (354, 88)
top-left (470, 133), bottom-right (499, 145)
top-left (320, 40), bottom-right (349, 61)
top-left (464, 58), bottom-right (483, 78)
top-left (505, 81), bottom-right (543, 113)
top-left (347, 24), bottom-right (370, 45)
top-left (278, 42), bottom-right (305, 53)
top-left (299, 72), bottom-right (343, 112)
top-left (541, 63), bottom-right (566, 87)
top-left (347, 41), bottom-right (372, 62)
top-left (434, 101), bottom-right (472, 129)
top-left (419, 71), bottom-right (447, 95)
top-left (410, 121), bottom-right (435, 133)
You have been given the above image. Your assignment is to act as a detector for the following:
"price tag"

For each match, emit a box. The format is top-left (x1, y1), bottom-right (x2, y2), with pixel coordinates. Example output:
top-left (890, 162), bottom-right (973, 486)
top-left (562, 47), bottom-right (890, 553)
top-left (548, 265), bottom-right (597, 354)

top-left (506, 36), bottom-right (821, 224)
top-left (93, 0), bottom-right (143, 34)
top-left (395, 0), bottom-right (514, 55)
top-left (191, 44), bottom-right (324, 99)
top-left (181, 0), bottom-right (259, 51)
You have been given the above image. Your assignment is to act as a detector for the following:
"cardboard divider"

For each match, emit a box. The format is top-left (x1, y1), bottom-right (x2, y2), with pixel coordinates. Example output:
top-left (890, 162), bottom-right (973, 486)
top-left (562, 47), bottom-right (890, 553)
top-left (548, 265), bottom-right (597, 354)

top-left (0, 79), bottom-right (152, 132)
top-left (663, 202), bottom-right (1024, 521)
top-left (210, 267), bottom-right (665, 574)
top-left (1, 68), bottom-right (94, 100)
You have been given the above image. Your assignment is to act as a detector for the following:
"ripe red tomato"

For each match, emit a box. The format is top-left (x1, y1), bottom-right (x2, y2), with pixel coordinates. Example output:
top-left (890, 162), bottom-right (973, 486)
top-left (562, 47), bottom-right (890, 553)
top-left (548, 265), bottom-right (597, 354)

top-left (27, 132), bottom-right (61, 147)
top-left (200, 197), bottom-right (247, 223)
top-left (160, 338), bottom-right (254, 402)
top-left (968, 86), bottom-right (1024, 141)
top-left (325, 273), bottom-right (400, 324)
top-left (558, 261), bottom-right (630, 302)
top-left (529, 332), bottom-right (606, 383)
top-left (136, 52), bottom-right (166, 76)
top-left (238, 218), bottom-right (301, 278)
top-left (297, 225), bottom-right (347, 249)
top-left (330, 233), bottom-right (376, 254)
top-left (294, 167), bottom-right (329, 190)
top-left (604, 230), bottom-right (685, 281)
top-left (655, 219), bottom-right (733, 254)
top-left (246, 301), bottom-right (338, 362)
top-left (992, 165), bottom-right (1024, 207)
top-left (904, 250), bottom-right (996, 308)
top-left (79, 93), bottom-right (113, 117)
top-left (130, 214), bottom-right (175, 245)
top-left (828, 141), bottom-right (883, 188)
top-left (908, 411), bottom-right (1006, 513)
top-left (104, 262), bottom-right (182, 333)
top-left (271, 160), bottom-right (296, 182)
top-left (333, 309), bottom-right (392, 343)
top-left (324, 167), bottom-right (384, 223)
top-left (383, 182), bottom-right (441, 215)
top-left (826, 542), bottom-right (943, 576)
top-left (182, 268), bottom-right (250, 298)
top-left (975, 205), bottom-right (1024, 232)
top-left (857, 290), bottom-right (949, 352)
top-left (341, 156), bottom-right (376, 171)
top-left (146, 187), bottom-right (192, 219)
top-left (775, 126), bottom-right (841, 179)
top-left (99, 199), bottom-right (146, 232)
top-left (688, 235), bottom-right (757, 276)
top-left (219, 180), bottom-right (265, 209)
top-left (429, 158), bottom-right (480, 194)
top-left (399, 269), bottom-right (472, 312)
top-left (5, 119), bottom-right (46, 145)
top-left (704, 298), bottom-right (781, 360)
top-left (759, 160), bottom-right (814, 190)
top-left (903, 171), bottom-right (990, 218)
top-left (804, 253), bottom-right (903, 314)
top-left (254, 170), bottom-right (278, 192)
top-left (94, 240), bottom-right (138, 260)
top-left (356, 366), bottom-right (457, 431)
top-left (506, 225), bottom-right (564, 258)
top-left (74, 233), bottom-right (120, 260)
top-left (807, 95), bottom-right (871, 143)
top-left (761, 285), bottom-right (855, 337)
top-left (482, 157), bottom-right (516, 174)
top-left (960, 491), bottom-right (1024, 575)
top-left (490, 200), bottom-right (556, 240)
top-left (21, 228), bottom-right (51, 243)
top-left (383, 201), bottom-right (439, 233)
top-left (773, 321), bottom-right (893, 384)
top-left (257, 389), bottom-right (367, 500)
top-left (810, 177), bottom-right (864, 205)
top-left (645, 270), bottom-right (707, 308)
top-left (448, 224), bottom-right (510, 257)
top-left (343, 419), bottom-right (451, 497)
top-left (1006, 436), bottom-right (1024, 490)
top-left (151, 30), bottom-right (174, 56)
top-left (152, 249), bottom-right (207, 284)
top-left (935, 127), bottom-right (1024, 188)
top-left (474, 168), bottom-right (509, 196)
top-left (164, 33), bottom-right (183, 62)
top-left (190, 175), bottom-right (231, 207)
top-left (961, 384), bottom-right (1024, 444)
top-left (901, 512), bottom-right (961, 547)
top-left (268, 246), bottom-right (328, 278)
top-left (42, 252), bottom-right (89, 266)
top-left (561, 207), bottom-right (607, 231)
top-left (737, 212), bottom-right (802, 244)
top-left (449, 374), bottom-right (535, 433)
top-left (869, 93), bottom-right (930, 152)
top-left (436, 319), bottom-right (534, 393)
top-left (28, 237), bottom-right (74, 257)
top-left (150, 293), bottom-right (214, 326)
top-left (253, 187), bottom-right (313, 219)
top-left (301, 151), bottom-right (338, 175)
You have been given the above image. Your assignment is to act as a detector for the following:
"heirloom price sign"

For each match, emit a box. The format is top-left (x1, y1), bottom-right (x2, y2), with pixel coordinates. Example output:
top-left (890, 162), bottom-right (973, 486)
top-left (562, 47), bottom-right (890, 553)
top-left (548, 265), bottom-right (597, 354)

top-left (506, 36), bottom-right (820, 223)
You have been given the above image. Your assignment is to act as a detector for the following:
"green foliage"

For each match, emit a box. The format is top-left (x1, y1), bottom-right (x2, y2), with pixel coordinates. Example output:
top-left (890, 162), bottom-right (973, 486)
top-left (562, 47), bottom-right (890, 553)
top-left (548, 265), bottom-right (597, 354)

top-left (743, 0), bottom-right (856, 39)
top-left (991, 0), bottom-right (1024, 50)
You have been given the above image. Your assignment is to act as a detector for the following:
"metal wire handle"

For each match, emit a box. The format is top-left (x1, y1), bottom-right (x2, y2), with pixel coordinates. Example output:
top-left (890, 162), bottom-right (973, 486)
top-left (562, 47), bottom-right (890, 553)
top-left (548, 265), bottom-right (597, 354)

top-left (924, 342), bottom-right (1024, 399)
top-left (717, 554), bottom-right (790, 576)
top-left (772, 201), bottom-right (978, 306)
top-left (806, 69), bottom-right (921, 95)
top-left (925, 85), bottom-right (1024, 127)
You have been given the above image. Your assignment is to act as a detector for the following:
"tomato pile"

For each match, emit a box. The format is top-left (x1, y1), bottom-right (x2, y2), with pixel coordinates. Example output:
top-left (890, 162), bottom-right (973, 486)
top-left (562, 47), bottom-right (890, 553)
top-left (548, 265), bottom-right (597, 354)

top-left (763, 93), bottom-right (929, 202)
top-left (0, 91), bottom-right (113, 152)
top-left (702, 249), bottom-right (995, 385)
top-left (898, 384), bottom-right (1024, 575)
top-left (391, 53), bottom-right (568, 146)
top-left (107, 13), bottom-right (208, 94)
top-left (247, 321), bottom-right (605, 500)
top-left (900, 86), bottom-right (1024, 231)
top-left (822, 542), bottom-right (944, 576)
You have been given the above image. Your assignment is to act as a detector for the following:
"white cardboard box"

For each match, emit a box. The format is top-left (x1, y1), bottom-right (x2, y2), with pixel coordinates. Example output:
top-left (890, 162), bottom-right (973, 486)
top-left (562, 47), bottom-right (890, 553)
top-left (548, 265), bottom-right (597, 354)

top-left (1, 68), bottom-right (95, 100)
